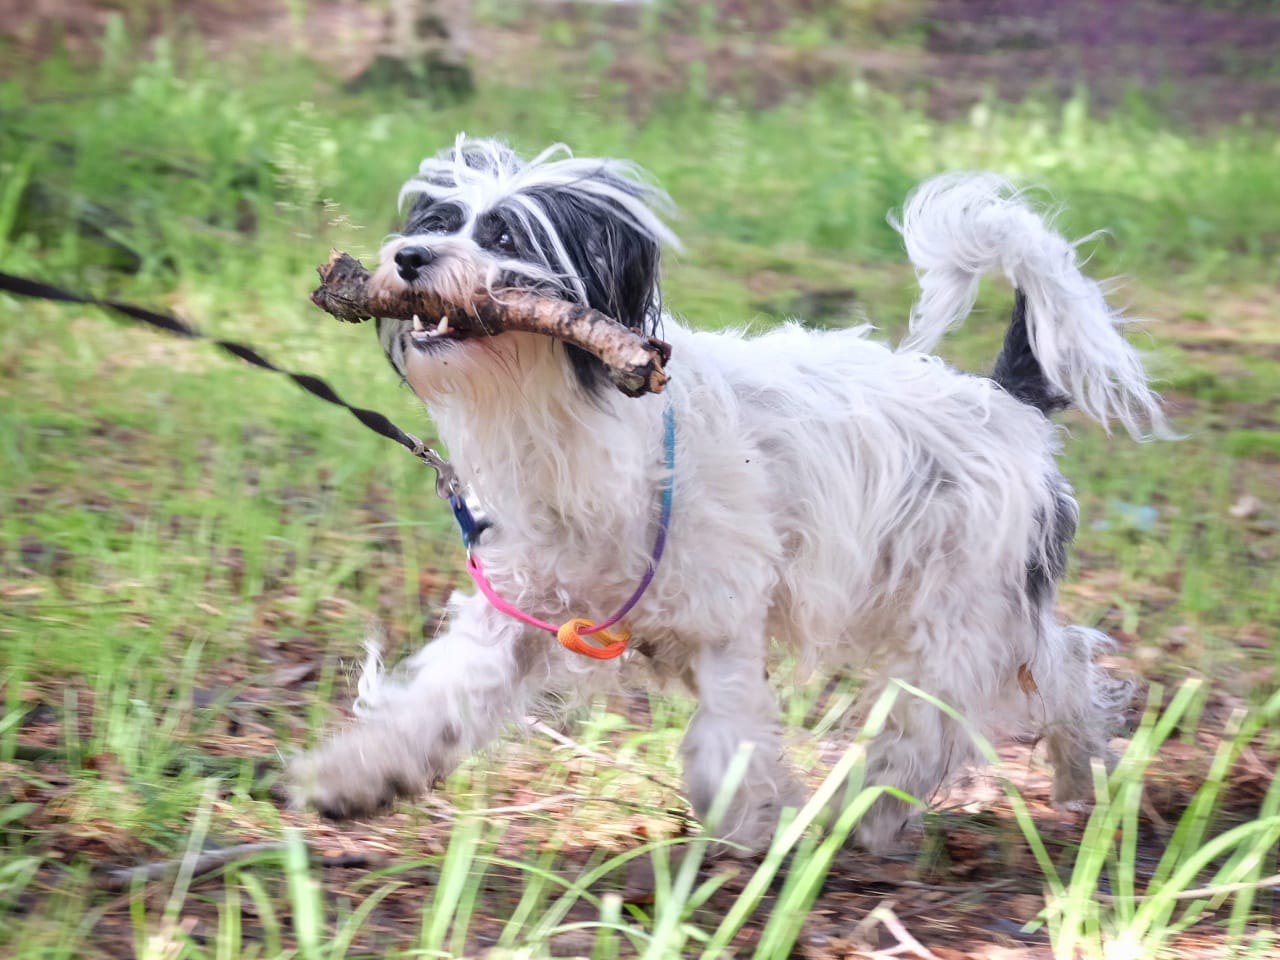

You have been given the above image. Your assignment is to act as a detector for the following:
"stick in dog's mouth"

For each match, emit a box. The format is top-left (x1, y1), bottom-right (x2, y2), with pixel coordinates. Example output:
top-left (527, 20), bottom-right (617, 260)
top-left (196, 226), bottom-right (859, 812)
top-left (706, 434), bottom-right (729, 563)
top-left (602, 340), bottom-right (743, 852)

top-left (310, 250), bottom-right (671, 397)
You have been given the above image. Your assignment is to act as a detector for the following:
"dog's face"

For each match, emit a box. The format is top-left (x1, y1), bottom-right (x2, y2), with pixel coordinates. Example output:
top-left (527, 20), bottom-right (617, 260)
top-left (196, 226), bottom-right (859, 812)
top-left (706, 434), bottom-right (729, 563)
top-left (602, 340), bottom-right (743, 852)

top-left (374, 137), bottom-right (677, 398)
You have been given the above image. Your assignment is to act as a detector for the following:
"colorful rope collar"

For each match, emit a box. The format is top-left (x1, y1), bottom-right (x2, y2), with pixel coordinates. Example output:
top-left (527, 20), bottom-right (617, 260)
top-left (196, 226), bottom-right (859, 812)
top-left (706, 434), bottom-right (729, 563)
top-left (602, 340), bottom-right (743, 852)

top-left (452, 404), bottom-right (675, 660)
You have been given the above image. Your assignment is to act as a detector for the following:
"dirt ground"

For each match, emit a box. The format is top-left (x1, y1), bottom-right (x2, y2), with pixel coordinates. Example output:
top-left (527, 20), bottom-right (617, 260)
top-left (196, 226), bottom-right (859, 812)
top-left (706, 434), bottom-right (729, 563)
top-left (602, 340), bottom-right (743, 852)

top-left (12, 662), bottom-right (1277, 957)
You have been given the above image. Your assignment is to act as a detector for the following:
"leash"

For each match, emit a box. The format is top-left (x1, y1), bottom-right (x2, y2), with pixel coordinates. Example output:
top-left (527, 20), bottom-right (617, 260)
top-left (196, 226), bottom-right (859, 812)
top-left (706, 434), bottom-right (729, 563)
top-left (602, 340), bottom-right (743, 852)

top-left (463, 404), bottom-right (675, 660)
top-left (0, 268), bottom-right (672, 660)
top-left (0, 269), bottom-right (470, 503)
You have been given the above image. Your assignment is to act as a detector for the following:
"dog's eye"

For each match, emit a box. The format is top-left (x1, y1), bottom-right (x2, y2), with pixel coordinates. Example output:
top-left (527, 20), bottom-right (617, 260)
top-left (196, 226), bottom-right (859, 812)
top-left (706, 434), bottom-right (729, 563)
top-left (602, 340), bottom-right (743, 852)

top-left (408, 201), bottom-right (464, 236)
top-left (495, 231), bottom-right (516, 254)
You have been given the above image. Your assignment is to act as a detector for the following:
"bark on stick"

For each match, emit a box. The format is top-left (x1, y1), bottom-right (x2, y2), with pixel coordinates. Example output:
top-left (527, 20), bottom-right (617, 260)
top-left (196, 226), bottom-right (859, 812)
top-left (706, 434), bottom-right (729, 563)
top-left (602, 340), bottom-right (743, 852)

top-left (311, 251), bottom-right (671, 397)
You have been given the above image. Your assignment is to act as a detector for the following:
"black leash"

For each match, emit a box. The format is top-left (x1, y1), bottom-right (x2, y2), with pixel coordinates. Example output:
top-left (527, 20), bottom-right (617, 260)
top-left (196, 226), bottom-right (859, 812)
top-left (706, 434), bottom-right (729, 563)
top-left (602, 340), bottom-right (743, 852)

top-left (0, 269), bottom-right (475, 510)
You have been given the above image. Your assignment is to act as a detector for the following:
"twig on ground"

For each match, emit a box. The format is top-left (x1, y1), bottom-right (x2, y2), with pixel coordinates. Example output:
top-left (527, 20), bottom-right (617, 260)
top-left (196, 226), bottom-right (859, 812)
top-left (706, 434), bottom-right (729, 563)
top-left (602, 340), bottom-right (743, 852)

top-left (310, 251), bottom-right (672, 397)
top-left (424, 792), bottom-right (582, 820)
top-left (854, 902), bottom-right (942, 960)
top-left (97, 842), bottom-right (286, 891)
top-left (527, 717), bottom-right (685, 796)
top-left (1096, 872), bottom-right (1280, 903)
top-left (426, 790), bottom-right (686, 822)
top-left (890, 879), bottom-right (1020, 923)
top-left (96, 841), bottom-right (384, 890)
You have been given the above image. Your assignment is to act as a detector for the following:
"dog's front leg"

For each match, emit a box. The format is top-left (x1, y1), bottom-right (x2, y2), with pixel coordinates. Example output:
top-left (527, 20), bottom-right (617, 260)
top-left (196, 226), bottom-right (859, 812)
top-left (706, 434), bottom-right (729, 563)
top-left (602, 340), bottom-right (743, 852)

top-left (680, 641), bottom-right (800, 855)
top-left (288, 594), bottom-right (543, 819)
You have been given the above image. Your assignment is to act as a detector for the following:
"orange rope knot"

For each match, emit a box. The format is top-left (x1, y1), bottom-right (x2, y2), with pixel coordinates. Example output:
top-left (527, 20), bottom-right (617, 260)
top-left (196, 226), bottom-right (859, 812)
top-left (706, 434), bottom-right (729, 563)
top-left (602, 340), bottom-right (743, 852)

top-left (557, 618), bottom-right (630, 660)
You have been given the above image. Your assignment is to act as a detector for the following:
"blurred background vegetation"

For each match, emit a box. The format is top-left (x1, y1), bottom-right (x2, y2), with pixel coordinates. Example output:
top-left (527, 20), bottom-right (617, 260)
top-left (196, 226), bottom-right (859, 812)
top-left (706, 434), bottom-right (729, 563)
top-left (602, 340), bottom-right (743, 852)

top-left (2, 2), bottom-right (1279, 957)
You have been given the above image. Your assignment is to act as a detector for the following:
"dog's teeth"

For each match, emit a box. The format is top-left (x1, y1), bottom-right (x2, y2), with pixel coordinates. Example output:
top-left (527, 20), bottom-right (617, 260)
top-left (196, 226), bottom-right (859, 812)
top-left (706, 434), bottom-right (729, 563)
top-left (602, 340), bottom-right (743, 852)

top-left (412, 314), bottom-right (425, 332)
top-left (436, 316), bottom-right (451, 335)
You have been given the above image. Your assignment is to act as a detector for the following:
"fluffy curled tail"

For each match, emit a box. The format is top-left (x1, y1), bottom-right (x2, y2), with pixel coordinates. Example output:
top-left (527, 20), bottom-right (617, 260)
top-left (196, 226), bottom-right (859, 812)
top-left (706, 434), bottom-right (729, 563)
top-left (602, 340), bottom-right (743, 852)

top-left (894, 173), bottom-right (1169, 439)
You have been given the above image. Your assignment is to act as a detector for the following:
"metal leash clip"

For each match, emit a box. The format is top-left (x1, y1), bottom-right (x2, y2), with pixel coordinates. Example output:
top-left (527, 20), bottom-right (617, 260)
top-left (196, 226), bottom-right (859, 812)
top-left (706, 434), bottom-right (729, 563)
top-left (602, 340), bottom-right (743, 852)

top-left (408, 435), bottom-right (491, 549)
top-left (409, 436), bottom-right (462, 501)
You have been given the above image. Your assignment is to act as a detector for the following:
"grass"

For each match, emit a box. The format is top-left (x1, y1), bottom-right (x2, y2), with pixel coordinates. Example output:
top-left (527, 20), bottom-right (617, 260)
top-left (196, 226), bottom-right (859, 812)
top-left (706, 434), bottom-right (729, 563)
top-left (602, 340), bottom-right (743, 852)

top-left (2, 11), bottom-right (1280, 958)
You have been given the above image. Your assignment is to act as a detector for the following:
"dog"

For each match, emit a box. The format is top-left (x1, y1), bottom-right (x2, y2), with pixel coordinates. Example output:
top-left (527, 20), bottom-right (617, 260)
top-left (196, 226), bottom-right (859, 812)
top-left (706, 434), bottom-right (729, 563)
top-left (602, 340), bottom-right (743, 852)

top-left (288, 136), bottom-right (1166, 853)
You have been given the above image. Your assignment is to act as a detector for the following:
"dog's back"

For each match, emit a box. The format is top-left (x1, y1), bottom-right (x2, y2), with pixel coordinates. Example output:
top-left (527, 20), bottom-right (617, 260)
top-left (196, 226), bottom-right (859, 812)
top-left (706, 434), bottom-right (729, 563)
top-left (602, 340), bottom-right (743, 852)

top-left (676, 319), bottom-right (1060, 657)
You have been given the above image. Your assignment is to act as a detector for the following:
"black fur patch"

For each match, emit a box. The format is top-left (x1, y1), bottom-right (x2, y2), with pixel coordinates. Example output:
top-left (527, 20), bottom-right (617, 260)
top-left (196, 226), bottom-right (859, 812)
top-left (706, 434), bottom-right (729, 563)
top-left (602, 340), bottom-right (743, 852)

top-left (991, 290), bottom-right (1072, 415)
top-left (405, 198), bottom-right (465, 236)
top-left (1026, 478), bottom-right (1078, 607)
top-left (517, 183), bottom-right (663, 393)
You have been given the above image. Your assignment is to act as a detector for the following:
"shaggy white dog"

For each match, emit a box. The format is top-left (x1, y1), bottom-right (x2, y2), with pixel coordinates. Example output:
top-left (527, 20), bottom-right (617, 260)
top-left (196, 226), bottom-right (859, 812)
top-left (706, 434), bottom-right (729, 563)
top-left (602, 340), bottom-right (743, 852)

top-left (288, 137), bottom-right (1164, 853)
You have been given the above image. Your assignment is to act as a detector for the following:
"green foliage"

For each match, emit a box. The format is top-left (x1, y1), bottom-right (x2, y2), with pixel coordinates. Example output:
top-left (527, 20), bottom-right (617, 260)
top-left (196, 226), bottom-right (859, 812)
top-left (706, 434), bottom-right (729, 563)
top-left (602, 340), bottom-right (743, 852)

top-left (4, 33), bottom-right (1280, 299)
top-left (1223, 429), bottom-right (1280, 459)
top-left (1032, 682), bottom-right (1280, 959)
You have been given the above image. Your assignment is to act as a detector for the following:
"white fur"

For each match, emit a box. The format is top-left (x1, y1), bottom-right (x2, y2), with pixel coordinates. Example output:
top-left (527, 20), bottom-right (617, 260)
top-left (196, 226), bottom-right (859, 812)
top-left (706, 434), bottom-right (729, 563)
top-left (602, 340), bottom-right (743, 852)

top-left (896, 173), bottom-right (1169, 439)
top-left (391, 134), bottom-right (680, 306)
top-left (289, 145), bottom-right (1152, 854)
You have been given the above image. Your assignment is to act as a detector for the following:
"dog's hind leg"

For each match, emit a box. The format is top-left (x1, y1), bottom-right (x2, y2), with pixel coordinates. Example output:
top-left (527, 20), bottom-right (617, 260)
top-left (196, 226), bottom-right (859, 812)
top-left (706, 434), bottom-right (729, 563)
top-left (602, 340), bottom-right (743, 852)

top-left (850, 673), bottom-right (982, 854)
top-left (287, 593), bottom-right (547, 819)
top-left (680, 639), bottom-right (801, 855)
top-left (1032, 620), bottom-right (1133, 807)
top-left (844, 602), bottom-right (1014, 853)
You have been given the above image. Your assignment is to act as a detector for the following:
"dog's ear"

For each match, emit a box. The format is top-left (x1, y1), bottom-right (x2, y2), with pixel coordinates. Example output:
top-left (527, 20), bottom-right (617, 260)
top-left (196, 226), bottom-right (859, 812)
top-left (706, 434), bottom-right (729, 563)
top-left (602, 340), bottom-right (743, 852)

top-left (525, 182), bottom-right (663, 336)
top-left (585, 207), bottom-right (664, 336)
top-left (521, 179), bottom-right (664, 394)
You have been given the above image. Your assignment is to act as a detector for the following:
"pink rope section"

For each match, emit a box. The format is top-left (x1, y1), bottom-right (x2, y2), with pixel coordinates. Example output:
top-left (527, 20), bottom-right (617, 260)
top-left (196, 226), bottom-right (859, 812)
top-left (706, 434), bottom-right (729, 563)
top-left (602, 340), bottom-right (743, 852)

top-left (465, 553), bottom-right (559, 634)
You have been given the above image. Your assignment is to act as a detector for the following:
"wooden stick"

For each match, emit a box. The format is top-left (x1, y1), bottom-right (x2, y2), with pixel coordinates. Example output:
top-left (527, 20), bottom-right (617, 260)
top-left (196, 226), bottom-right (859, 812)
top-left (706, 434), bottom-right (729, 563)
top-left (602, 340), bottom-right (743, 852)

top-left (1096, 872), bottom-right (1280, 904)
top-left (310, 251), bottom-right (671, 397)
top-left (96, 842), bottom-right (286, 890)
top-left (96, 842), bottom-right (385, 890)
top-left (526, 718), bottom-right (685, 796)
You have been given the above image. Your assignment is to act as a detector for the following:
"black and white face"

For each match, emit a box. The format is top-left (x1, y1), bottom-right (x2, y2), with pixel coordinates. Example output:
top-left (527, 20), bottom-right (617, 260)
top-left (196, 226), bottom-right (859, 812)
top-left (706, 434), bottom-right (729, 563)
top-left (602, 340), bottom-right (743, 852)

top-left (373, 137), bottom-right (677, 395)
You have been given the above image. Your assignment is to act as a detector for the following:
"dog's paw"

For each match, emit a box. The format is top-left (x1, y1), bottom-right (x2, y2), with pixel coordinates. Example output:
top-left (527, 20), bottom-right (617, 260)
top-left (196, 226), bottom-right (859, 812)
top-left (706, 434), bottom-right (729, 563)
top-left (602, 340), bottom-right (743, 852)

top-left (845, 796), bottom-right (922, 856)
top-left (285, 743), bottom-right (414, 821)
top-left (1050, 797), bottom-right (1092, 816)
top-left (1048, 760), bottom-right (1101, 812)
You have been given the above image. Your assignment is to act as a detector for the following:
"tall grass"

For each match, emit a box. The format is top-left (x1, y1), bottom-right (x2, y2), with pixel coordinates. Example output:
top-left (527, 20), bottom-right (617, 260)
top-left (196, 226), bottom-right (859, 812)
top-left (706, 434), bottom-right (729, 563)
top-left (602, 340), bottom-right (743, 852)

top-left (1037, 682), bottom-right (1280, 959)
top-left (11, 687), bottom-right (1269, 958)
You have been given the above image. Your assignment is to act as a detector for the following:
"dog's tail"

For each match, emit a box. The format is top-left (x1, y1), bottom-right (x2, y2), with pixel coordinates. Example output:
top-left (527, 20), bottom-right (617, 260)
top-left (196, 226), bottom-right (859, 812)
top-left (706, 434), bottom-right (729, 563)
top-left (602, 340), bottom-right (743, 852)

top-left (894, 173), bottom-right (1168, 438)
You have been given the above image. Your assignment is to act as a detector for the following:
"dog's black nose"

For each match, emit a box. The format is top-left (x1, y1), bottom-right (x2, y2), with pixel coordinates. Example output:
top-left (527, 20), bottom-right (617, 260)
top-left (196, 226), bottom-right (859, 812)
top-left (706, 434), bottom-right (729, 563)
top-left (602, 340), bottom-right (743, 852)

top-left (394, 245), bottom-right (435, 282)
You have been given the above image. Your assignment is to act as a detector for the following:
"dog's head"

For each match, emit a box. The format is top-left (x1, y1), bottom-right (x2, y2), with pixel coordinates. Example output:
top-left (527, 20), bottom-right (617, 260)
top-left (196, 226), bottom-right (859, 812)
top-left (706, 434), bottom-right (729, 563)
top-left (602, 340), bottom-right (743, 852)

top-left (374, 136), bottom-right (678, 399)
